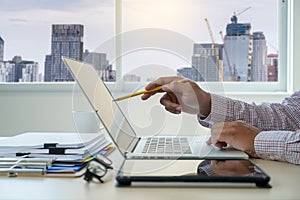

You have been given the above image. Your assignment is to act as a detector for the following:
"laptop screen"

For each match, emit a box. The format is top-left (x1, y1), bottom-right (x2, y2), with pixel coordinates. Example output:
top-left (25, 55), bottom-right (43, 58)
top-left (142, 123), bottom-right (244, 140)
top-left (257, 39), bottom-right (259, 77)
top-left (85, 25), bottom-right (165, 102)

top-left (63, 57), bottom-right (139, 155)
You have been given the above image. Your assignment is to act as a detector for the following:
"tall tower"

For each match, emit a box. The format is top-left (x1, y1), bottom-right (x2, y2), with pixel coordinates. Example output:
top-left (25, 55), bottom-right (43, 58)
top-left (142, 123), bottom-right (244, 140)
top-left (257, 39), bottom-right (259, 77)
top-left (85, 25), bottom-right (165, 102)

top-left (0, 37), bottom-right (4, 61)
top-left (267, 54), bottom-right (278, 82)
top-left (51, 24), bottom-right (84, 81)
top-left (223, 15), bottom-right (252, 81)
top-left (251, 32), bottom-right (268, 81)
top-left (192, 43), bottom-right (223, 82)
top-left (44, 55), bottom-right (52, 82)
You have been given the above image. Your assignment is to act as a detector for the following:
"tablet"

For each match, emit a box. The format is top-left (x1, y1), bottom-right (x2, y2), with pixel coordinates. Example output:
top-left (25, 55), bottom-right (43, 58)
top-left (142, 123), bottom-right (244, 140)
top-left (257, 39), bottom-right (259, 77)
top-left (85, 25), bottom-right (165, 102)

top-left (116, 159), bottom-right (271, 188)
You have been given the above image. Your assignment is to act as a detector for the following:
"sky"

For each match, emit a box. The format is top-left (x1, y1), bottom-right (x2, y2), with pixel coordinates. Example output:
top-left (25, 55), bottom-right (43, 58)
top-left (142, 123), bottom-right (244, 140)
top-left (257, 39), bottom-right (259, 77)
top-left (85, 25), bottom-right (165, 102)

top-left (0, 0), bottom-right (278, 76)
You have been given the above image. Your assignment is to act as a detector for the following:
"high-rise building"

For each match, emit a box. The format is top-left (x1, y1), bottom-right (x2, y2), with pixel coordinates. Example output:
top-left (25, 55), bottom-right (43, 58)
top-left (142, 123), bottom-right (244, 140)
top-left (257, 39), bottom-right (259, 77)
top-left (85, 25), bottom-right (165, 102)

top-left (12, 56), bottom-right (39, 82)
top-left (83, 49), bottom-right (115, 81)
top-left (0, 55), bottom-right (39, 82)
top-left (177, 67), bottom-right (195, 80)
top-left (20, 61), bottom-right (39, 82)
top-left (267, 54), bottom-right (278, 82)
top-left (223, 15), bottom-right (252, 81)
top-left (0, 37), bottom-right (4, 61)
top-left (192, 43), bottom-right (222, 82)
top-left (0, 61), bottom-right (15, 82)
top-left (44, 55), bottom-right (52, 82)
top-left (83, 49), bottom-right (109, 71)
top-left (51, 24), bottom-right (84, 81)
top-left (251, 32), bottom-right (268, 81)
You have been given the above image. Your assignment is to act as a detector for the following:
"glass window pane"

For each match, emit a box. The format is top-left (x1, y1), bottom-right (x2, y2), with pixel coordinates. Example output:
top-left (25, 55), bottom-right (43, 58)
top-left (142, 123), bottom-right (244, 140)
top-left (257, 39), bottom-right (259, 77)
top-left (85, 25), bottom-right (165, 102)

top-left (0, 0), bottom-right (115, 83)
top-left (122, 0), bottom-right (279, 83)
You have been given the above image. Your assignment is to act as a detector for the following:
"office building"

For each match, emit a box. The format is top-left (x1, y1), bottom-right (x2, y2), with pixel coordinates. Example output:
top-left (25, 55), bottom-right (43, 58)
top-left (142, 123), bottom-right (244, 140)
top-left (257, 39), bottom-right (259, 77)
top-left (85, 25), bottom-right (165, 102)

top-left (44, 55), bottom-right (52, 82)
top-left (177, 67), bottom-right (195, 80)
top-left (251, 32), bottom-right (268, 82)
top-left (223, 15), bottom-right (252, 81)
top-left (83, 50), bottom-right (109, 71)
top-left (192, 43), bottom-right (222, 82)
top-left (83, 49), bottom-right (115, 82)
top-left (51, 24), bottom-right (84, 81)
top-left (0, 61), bottom-right (15, 82)
top-left (13, 56), bottom-right (23, 82)
top-left (0, 37), bottom-right (4, 61)
top-left (20, 61), bottom-right (39, 82)
top-left (267, 54), bottom-right (278, 82)
top-left (12, 56), bottom-right (39, 82)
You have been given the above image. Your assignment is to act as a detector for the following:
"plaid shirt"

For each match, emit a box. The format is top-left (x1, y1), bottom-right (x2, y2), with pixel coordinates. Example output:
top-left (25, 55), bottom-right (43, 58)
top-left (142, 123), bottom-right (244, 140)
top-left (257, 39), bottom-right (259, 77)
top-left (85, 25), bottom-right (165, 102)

top-left (198, 90), bottom-right (300, 165)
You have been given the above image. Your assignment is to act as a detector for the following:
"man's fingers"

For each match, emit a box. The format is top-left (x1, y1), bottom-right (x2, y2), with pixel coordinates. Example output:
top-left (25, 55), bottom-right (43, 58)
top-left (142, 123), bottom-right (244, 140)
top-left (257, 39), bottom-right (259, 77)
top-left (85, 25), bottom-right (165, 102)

top-left (210, 122), bottom-right (231, 148)
top-left (145, 77), bottom-right (182, 91)
top-left (142, 77), bottom-right (182, 100)
top-left (160, 94), bottom-right (181, 112)
top-left (144, 82), bottom-right (161, 91)
top-left (141, 92), bottom-right (156, 100)
top-left (214, 142), bottom-right (227, 148)
top-left (206, 137), bottom-right (212, 145)
top-left (207, 136), bottom-right (227, 148)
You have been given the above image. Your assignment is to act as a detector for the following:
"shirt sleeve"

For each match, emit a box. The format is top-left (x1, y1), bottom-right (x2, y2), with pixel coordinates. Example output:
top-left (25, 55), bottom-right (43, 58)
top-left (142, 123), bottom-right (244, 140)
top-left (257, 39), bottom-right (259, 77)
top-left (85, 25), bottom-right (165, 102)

top-left (254, 130), bottom-right (300, 165)
top-left (198, 91), bottom-right (300, 131)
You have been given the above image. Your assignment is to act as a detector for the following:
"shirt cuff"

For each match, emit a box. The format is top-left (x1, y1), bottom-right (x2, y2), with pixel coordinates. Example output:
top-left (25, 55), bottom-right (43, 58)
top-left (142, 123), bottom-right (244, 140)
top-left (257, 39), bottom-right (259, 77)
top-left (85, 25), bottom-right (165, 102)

top-left (254, 131), bottom-right (300, 164)
top-left (198, 93), bottom-right (228, 128)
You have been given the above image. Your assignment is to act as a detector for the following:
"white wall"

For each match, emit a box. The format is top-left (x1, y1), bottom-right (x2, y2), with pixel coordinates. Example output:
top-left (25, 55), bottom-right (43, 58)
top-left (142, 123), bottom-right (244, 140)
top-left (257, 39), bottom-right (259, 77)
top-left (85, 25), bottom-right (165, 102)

top-left (0, 87), bottom-right (291, 137)
top-left (0, 90), bottom-right (75, 136)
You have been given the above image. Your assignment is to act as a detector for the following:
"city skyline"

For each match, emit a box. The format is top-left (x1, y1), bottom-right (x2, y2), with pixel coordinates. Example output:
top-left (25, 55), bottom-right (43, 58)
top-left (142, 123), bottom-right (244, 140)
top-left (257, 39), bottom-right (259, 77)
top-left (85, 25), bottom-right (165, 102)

top-left (0, 21), bottom-right (277, 82)
top-left (0, 0), bottom-right (278, 76)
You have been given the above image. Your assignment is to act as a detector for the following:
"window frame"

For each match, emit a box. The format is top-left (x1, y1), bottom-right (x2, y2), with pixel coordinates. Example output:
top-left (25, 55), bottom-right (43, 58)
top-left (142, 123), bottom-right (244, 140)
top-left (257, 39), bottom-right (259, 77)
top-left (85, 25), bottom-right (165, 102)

top-left (0, 0), bottom-right (296, 95)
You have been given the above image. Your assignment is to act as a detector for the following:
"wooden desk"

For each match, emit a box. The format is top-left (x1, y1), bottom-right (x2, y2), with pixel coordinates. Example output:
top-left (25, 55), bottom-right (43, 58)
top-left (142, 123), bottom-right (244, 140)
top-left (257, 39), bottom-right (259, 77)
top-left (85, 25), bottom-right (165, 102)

top-left (0, 158), bottom-right (299, 200)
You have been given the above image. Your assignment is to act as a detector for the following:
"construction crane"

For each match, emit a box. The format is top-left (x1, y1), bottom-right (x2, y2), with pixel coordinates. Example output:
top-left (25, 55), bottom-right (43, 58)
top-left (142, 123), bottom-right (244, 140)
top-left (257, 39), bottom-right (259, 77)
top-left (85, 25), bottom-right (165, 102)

top-left (234, 6), bottom-right (252, 17)
top-left (219, 31), bottom-right (234, 81)
top-left (204, 18), bottom-right (224, 81)
top-left (231, 7), bottom-right (251, 24)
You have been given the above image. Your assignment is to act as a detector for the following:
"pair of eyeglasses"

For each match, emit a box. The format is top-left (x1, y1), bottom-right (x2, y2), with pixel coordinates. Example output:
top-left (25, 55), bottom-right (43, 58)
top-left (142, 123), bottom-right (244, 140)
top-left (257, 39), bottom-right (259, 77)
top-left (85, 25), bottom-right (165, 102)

top-left (84, 153), bottom-right (113, 183)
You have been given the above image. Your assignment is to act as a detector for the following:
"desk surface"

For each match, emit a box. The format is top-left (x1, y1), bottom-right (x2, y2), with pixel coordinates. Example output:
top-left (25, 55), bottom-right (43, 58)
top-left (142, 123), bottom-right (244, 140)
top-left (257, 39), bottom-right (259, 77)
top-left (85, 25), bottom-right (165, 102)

top-left (0, 157), bottom-right (299, 200)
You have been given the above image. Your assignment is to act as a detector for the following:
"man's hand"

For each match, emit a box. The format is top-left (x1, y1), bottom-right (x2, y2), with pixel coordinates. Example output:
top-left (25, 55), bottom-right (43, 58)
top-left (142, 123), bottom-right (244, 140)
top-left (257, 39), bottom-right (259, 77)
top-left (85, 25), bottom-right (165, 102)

top-left (206, 121), bottom-right (260, 157)
top-left (141, 76), bottom-right (211, 116)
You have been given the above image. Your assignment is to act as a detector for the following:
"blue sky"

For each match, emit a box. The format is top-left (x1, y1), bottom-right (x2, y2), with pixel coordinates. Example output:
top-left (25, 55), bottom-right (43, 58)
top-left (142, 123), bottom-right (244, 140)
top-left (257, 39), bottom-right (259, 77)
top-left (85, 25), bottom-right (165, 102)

top-left (0, 0), bottom-right (278, 75)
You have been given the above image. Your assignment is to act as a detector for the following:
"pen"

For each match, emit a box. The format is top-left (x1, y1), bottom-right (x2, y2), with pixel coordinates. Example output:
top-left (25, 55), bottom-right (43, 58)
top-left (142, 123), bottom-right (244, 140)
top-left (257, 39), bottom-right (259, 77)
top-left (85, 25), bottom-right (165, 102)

top-left (113, 85), bottom-right (163, 101)
top-left (113, 79), bottom-right (185, 101)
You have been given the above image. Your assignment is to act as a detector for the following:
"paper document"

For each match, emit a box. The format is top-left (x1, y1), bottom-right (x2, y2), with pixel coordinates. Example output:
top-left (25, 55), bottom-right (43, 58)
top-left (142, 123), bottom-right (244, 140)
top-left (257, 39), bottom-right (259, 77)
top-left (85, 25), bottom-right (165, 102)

top-left (0, 132), bottom-right (102, 149)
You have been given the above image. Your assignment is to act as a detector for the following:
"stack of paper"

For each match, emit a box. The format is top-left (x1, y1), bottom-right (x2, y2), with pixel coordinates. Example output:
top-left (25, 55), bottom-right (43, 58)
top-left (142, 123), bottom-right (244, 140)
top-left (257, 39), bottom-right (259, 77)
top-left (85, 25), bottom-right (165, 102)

top-left (0, 132), bottom-right (111, 162)
top-left (0, 132), bottom-right (115, 177)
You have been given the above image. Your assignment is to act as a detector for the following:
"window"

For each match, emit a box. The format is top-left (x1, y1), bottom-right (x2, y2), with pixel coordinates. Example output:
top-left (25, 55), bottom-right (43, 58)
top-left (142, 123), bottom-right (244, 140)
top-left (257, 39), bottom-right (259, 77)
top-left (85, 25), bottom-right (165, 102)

top-left (119, 0), bottom-right (291, 92)
top-left (0, 0), bottom-right (295, 93)
top-left (0, 0), bottom-right (115, 83)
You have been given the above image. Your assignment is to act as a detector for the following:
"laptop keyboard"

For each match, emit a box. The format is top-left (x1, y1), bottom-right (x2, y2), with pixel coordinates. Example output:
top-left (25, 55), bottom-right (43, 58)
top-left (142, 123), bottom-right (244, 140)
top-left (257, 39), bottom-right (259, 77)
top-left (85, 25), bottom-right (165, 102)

top-left (142, 137), bottom-right (192, 154)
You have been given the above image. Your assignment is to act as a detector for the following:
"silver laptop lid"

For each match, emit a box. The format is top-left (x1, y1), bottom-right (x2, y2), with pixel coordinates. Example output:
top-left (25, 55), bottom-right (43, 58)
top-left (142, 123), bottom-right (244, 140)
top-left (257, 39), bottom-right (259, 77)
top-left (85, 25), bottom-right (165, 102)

top-left (63, 57), bottom-right (139, 156)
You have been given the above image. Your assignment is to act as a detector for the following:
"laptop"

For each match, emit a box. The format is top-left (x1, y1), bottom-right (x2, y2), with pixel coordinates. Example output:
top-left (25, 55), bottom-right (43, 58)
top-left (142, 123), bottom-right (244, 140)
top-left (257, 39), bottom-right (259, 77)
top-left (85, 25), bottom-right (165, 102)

top-left (63, 57), bottom-right (248, 160)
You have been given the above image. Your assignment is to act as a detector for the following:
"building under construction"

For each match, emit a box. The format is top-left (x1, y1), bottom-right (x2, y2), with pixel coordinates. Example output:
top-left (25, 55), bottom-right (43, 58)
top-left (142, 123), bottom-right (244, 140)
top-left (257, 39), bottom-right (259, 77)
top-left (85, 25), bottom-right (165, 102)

top-left (223, 14), bottom-right (252, 82)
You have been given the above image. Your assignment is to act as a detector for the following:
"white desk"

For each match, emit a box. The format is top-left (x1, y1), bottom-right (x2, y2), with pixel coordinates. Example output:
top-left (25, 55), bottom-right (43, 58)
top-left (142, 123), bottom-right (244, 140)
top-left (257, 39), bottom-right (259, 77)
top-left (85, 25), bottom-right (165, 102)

top-left (0, 157), bottom-right (299, 200)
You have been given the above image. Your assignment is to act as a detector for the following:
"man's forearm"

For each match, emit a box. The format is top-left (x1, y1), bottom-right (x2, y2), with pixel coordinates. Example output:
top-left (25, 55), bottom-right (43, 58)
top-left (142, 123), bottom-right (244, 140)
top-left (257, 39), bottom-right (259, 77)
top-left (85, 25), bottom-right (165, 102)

top-left (254, 130), bottom-right (300, 165)
top-left (198, 93), bottom-right (300, 131)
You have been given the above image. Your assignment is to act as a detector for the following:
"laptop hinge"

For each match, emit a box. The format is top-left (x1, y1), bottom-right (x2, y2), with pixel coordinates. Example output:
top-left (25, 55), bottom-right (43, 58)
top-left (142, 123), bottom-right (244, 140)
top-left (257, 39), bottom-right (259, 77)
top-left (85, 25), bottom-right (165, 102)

top-left (130, 137), bottom-right (141, 153)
